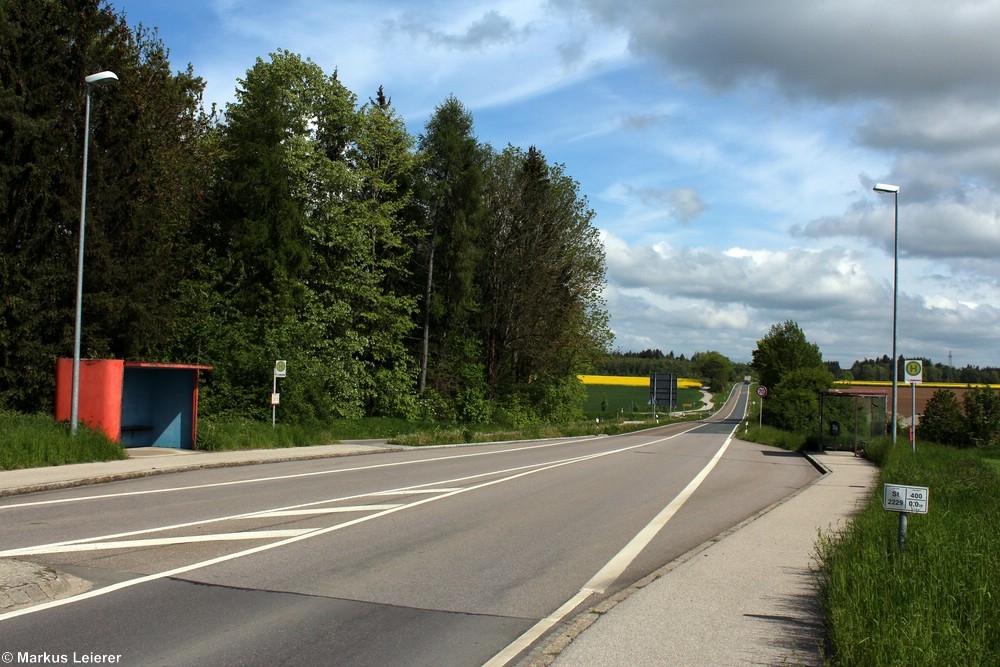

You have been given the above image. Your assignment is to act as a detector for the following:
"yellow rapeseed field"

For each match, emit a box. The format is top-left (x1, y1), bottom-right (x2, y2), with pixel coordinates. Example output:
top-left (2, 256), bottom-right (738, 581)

top-left (577, 375), bottom-right (703, 389)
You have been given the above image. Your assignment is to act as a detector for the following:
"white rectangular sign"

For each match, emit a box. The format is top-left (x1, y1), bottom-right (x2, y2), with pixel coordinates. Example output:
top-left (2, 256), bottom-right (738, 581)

top-left (883, 484), bottom-right (929, 514)
top-left (904, 359), bottom-right (923, 384)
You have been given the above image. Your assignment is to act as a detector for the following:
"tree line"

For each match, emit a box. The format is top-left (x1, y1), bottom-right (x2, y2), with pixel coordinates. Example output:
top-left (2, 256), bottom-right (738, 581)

top-left (829, 356), bottom-right (1000, 385)
top-left (0, 1), bottom-right (610, 425)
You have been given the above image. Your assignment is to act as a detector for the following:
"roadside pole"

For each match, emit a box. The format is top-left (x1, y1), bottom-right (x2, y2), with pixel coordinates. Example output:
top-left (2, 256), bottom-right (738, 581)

top-left (904, 360), bottom-right (922, 453)
top-left (272, 360), bottom-right (286, 429)
top-left (756, 385), bottom-right (768, 428)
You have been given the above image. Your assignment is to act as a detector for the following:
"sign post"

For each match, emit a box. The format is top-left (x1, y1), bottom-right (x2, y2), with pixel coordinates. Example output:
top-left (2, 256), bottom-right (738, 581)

top-left (272, 360), bottom-right (286, 429)
top-left (904, 359), bottom-right (923, 453)
top-left (883, 483), bottom-right (929, 556)
top-left (756, 385), bottom-right (767, 428)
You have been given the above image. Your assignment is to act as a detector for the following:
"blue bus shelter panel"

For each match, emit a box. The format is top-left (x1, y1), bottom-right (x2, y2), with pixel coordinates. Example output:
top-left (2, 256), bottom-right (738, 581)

top-left (120, 364), bottom-right (207, 448)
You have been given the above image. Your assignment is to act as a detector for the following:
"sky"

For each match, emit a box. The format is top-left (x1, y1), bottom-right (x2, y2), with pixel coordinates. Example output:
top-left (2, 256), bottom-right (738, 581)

top-left (114, 0), bottom-right (1000, 368)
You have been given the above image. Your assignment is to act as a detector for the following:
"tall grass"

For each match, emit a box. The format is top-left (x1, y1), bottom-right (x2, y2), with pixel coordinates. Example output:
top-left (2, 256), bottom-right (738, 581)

top-left (0, 411), bottom-right (127, 469)
top-left (388, 419), bottom-right (659, 447)
top-left (196, 417), bottom-right (444, 451)
top-left (738, 423), bottom-right (809, 451)
top-left (818, 441), bottom-right (1000, 665)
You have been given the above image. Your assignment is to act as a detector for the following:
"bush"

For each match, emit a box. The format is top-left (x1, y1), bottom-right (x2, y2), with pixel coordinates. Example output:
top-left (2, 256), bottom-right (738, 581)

top-left (769, 366), bottom-right (834, 433)
top-left (963, 385), bottom-right (1000, 448)
top-left (919, 389), bottom-right (967, 446)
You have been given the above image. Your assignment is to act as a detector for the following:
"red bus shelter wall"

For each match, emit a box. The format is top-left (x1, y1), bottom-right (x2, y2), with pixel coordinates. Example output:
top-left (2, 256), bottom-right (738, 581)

top-left (55, 358), bottom-right (124, 441)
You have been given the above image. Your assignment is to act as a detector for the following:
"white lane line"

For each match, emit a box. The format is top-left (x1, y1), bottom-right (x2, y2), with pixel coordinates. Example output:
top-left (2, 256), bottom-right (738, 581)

top-left (584, 431), bottom-right (735, 594)
top-left (0, 439), bottom-right (587, 510)
top-left (0, 435), bottom-right (687, 560)
top-left (0, 428), bottom-right (701, 623)
top-left (4, 531), bottom-right (313, 556)
top-left (248, 505), bottom-right (402, 517)
top-left (373, 488), bottom-right (462, 495)
top-left (483, 427), bottom-right (738, 667)
top-left (0, 460), bottom-right (582, 559)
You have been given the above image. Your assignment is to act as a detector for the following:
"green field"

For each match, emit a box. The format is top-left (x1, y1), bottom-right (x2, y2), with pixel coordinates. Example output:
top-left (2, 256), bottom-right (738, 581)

top-left (583, 385), bottom-right (705, 418)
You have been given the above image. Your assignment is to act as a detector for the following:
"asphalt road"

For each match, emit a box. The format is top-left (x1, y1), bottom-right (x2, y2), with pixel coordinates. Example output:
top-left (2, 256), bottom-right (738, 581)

top-left (0, 386), bottom-right (818, 666)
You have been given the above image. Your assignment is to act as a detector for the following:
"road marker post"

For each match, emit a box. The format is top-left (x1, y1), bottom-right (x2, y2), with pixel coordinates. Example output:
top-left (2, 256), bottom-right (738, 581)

top-left (883, 483), bottom-right (928, 557)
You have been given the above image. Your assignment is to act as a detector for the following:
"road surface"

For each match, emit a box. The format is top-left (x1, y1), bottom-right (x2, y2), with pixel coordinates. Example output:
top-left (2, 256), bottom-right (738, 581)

top-left (0, 385), bottom-right (817, 666)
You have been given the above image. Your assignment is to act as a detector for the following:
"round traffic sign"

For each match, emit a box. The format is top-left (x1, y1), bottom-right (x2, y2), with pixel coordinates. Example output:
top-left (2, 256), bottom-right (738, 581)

top-left (756, 386), bottom-right (768, 397)
top-left (905, 360), bottom-right (922, 376)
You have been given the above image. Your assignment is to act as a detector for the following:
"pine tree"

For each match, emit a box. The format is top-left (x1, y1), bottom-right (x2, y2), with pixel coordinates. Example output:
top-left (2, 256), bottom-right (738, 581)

top-left (415, 96), bottom-right (485, 401)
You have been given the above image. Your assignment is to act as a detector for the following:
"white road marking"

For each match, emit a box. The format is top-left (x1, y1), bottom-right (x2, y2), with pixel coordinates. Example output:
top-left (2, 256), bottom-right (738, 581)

top-left (0, 445), bottom-right (642, 560)
top-left (0, 427), bottom-right (702, 623)
top-left (3, 531), bottom-right (313, 556)
top-left (483, 426), bottom-right (739, 667)
top-left (373, 488), bottom-right (462, 495)
top-left (0, 439), bottom-right (588, 510)
top-left (248, 505), bottom-right (402, 517)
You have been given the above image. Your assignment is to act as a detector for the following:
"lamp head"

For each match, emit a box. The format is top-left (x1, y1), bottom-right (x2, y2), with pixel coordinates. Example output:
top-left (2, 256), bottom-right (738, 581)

top-left (873, 183), bottom-right (900, 193)
top-left (85, 71), bottom-right (118, 87)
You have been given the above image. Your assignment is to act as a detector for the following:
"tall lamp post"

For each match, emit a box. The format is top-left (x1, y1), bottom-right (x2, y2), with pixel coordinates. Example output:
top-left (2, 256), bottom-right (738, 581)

top-left (873, 182), bottom-right (900, 446)
top-left (71, 70), bottom-right (118, 434)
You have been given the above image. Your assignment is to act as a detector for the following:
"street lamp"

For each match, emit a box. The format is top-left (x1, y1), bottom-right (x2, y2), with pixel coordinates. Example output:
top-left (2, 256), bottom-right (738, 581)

top-left (71, 70), bottom-right (118, 434)
top-left (873, 182), bottom-right (900, 446)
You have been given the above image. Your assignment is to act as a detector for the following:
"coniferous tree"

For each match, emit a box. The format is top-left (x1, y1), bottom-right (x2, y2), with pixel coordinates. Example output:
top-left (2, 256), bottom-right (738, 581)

top-left (348, 87), bottom-right (421, 415)
top-left (415, 96), bottom-right (486, 407)
top-left (0, 0), bottom-right (211, 411)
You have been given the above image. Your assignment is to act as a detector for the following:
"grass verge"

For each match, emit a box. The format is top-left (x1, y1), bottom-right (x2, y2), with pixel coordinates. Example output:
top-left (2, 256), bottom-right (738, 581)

top-left (0, 412), bottom-right (667, 462)
top-left (736, 423), bottom-right (809, 451)
top-left (387, 418), bottom-right (660, 447)
top-left (817, 440), bottom-right (1000, 665)
top-left (0, 411), bottom-right (127, 469)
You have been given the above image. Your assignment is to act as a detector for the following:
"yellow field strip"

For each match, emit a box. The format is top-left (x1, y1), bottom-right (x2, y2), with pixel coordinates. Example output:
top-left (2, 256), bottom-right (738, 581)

top-left (578, 375), bottom-right (703, 389)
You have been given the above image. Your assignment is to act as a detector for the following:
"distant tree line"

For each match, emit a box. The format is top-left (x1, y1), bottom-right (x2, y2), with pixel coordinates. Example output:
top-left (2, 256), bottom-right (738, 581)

top-left (0, 1), bottom-right (610, 425)
top-left (829, 356), bottom-right (1000, 385)
top-left (752, 321), bottom-right (1000, 447)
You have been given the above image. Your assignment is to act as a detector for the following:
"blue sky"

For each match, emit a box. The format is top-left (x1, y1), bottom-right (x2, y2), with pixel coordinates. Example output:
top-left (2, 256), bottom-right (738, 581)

top-left (115, 0), bottom-right (1000, 368)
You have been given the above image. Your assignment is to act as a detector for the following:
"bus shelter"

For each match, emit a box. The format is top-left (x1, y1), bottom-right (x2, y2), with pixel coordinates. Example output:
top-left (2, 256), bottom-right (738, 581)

top-left (55, 359), bottom-right (212, 448)
top-left (818, 386), bottom-right (889, 455)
